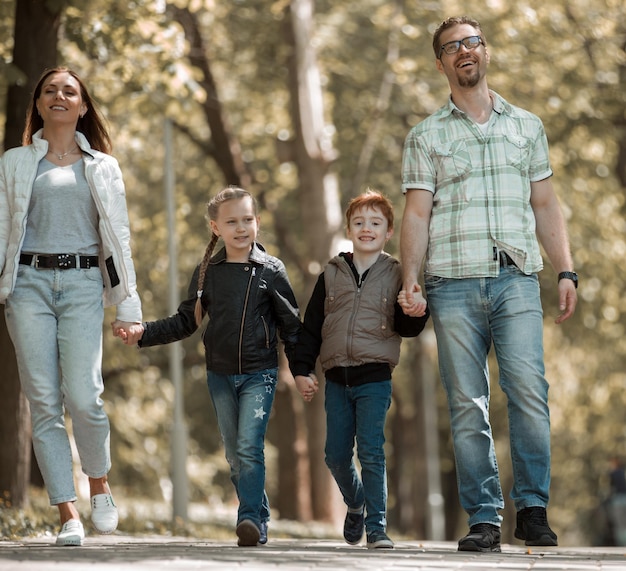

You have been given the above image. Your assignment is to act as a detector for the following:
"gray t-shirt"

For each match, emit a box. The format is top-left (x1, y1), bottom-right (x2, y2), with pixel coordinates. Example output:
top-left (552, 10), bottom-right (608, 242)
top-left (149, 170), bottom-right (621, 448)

top-left (23, 158), bottom-right (99, 255)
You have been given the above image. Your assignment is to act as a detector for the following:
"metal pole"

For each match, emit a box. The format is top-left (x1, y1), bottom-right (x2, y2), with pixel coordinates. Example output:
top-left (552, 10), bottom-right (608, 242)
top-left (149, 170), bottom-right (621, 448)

top-left (421, 329), bottom-right (445, 540)
top-left (164, 118), bottom-right (188, 522)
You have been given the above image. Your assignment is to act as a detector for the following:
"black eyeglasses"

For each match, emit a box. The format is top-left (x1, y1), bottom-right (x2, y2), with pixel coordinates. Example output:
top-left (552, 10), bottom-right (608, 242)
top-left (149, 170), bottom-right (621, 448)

top-left (438, 35), bottom-right (484, 58)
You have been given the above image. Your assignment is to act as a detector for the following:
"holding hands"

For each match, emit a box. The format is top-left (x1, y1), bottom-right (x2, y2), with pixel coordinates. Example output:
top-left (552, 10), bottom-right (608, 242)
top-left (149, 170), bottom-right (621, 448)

top-left (111, 320), bottom-right (144, 345)
top-left (294, 373), bottom-right (319, 402)
top-left (398, 282), bottom-right (428, 317)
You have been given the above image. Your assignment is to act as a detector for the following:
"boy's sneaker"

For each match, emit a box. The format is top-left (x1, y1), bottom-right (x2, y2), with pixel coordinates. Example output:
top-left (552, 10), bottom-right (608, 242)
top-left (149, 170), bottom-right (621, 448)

top-left (236, 519), bottom-right (260, 547)
top-left (366, 530), bottom-right (394, 549)
top-left (258, 521), bottom-right (268, 545)
top-left (458, 523), bottom-right (501, 552)
top-left (343, 506), bottom-right (364, 545)
top-left (514, 507), bottom-right (558, 546)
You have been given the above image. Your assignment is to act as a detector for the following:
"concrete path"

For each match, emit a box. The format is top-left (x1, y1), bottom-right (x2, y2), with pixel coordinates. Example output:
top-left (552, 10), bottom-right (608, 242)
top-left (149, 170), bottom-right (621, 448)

top-left (2, 536), bottom-right (626, 570)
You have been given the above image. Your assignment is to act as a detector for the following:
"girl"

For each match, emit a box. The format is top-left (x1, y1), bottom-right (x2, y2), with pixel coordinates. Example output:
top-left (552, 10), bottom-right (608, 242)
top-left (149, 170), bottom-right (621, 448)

top-left (0, 67), bottom-right (142, 546)
top-left (114, 186), bottom-right (301, 546)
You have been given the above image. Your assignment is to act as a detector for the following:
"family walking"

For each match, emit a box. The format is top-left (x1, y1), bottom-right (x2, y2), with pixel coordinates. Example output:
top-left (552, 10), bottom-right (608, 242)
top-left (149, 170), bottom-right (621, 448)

top-left (0, 14), bottom-right (576, 552)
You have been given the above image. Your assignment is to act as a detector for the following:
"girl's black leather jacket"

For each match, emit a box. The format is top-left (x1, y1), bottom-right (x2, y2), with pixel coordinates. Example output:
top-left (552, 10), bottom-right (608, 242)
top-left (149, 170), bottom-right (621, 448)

top-left (139, 242), bottom-right (301, 374)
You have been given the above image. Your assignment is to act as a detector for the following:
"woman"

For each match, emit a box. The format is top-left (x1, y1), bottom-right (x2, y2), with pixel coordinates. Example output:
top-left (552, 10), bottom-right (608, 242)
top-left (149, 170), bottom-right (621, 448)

top-left (0, 67), bottom-right (143, 546)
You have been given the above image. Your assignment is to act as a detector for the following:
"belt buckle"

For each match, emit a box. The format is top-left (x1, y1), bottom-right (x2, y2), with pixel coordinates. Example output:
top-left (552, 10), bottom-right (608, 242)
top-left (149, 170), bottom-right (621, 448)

top-left (57, 254), bottom-right (74, 269)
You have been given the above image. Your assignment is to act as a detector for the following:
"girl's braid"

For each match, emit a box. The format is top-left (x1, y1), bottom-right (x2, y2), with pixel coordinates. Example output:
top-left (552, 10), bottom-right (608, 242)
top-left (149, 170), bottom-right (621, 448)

top-left (194, 232), bottom-right (219, 326)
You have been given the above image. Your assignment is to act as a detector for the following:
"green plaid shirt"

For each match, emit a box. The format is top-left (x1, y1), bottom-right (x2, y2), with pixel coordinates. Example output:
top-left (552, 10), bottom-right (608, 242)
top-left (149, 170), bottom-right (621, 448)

top-left (401, 91), bottom-right (552, 278)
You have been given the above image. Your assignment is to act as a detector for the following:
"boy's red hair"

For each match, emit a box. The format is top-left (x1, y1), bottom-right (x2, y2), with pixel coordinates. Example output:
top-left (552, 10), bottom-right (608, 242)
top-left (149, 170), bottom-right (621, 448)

top-left (345, 189), bottom-right (394, 230)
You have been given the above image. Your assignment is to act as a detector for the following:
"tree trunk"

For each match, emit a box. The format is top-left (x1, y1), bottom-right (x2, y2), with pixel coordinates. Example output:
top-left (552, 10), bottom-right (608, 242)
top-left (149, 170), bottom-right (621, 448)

top-left (0, 0), bottom-right (65, 509)
top-left (283, 0), bottom-right (344, 525)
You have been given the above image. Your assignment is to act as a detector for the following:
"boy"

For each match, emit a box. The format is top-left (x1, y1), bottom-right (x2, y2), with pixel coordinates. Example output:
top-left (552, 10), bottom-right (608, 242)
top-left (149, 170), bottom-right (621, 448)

top-left (291, 189), bottom-right (429, 548)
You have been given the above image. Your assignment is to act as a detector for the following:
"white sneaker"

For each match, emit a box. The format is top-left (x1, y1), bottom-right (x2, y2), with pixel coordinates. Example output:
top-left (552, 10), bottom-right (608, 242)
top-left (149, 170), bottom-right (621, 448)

top-left (56, 519), bottom-right (84, 546)
top-left (90, 493), bottom-right (118, 534)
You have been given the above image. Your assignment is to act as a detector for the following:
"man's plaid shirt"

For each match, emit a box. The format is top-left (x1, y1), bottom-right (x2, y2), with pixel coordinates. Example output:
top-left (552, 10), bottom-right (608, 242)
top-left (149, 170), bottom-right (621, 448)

top-left (401, 90), bottom-right (552, 278)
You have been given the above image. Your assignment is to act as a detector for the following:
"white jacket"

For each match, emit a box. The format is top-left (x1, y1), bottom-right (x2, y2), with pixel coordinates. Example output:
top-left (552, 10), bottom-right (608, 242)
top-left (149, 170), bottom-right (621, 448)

top-left (0, 129), bottom-right (142, 322)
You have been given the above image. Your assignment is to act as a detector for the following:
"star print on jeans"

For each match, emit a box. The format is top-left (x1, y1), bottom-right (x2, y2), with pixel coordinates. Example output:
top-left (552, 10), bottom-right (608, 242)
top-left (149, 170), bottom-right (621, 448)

top-left (254, 407), bottom-right (267, 420)
top-left (263, 372), bottom-right (274, 384)
top-left (265, 385), bottom-right (274, 394)
top-left (255, 394), bottom-right (264, 403)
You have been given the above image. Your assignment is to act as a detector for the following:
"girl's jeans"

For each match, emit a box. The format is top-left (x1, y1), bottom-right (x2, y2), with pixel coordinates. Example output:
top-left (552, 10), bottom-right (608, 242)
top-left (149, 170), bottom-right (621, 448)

top-left (5, 264), bottom-right (109, 505)
top-left (206, 368), bottom-right (277, 527)
top-left (324, 379), bottom-right (392, 534)
top-left (425, 264), bottom-right (551, 527)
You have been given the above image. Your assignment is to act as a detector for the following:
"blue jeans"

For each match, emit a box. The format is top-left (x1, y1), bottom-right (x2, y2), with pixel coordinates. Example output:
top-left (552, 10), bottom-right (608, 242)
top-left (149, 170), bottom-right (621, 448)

top-left (324, 379), bottom-right (392, 534)
top-left (425, 265), bottom-right (551, 527)
top-left (206, 368), bottom-right (277, 527)
top-left (4, 264), bottom-right (109, 505)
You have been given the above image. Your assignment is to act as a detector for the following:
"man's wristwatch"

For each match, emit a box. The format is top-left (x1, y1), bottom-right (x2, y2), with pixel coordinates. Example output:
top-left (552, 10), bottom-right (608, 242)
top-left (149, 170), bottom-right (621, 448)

top-left (558, 271), bottom-right (578, 289)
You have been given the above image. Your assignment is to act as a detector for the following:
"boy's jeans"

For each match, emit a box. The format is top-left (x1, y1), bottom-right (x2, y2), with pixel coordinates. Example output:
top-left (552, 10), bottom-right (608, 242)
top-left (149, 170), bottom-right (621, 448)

top-left (5, 265), bottom-right (109, 505)
top-left (324, 379), bottom-right (392, 534)
top-left (207, 368), bottom-right (277, 527)
top-left (425, 265), bottom-right (551, 527)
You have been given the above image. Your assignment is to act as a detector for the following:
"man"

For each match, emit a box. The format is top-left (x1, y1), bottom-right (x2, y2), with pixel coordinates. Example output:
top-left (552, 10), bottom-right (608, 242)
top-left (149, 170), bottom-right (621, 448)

top-left (399, 16), bottom-right (577, 552)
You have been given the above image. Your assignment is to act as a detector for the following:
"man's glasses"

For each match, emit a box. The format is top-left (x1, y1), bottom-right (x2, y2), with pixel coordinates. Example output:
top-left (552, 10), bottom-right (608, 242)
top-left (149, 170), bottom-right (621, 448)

top-left (438, 35), bottom-right (484, 59)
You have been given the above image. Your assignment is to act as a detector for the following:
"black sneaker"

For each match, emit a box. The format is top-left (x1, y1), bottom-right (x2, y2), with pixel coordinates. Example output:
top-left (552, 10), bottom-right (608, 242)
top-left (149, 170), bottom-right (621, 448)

top-left (236, 519), bottom-right (260, 547)
top-left (514, 507), bottom-right (558, 546)
top-left (343, 507), bottom-right (364, 545)
top-left (258, 521), bottom-right (268, 545)
top-left (366, 530), bottom-right (394, 549)
top-left (458, 523), bottom-right (501, 552)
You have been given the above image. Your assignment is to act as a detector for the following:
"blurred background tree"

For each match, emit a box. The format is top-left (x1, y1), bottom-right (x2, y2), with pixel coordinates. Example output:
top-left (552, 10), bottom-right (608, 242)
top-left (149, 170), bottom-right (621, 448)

top-left (1, 0), bottom-right (625, 547)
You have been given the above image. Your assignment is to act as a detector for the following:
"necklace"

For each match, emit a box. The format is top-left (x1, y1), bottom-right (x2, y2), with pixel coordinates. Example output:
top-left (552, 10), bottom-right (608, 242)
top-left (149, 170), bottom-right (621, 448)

top-left (48, 145), bottom-right (78, 160)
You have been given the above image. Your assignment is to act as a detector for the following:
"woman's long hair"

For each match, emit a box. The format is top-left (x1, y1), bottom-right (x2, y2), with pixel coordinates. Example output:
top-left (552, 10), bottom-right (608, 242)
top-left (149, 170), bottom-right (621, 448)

top-left (193, 186), bottom-right (258, 326)
top-left (22, 66), bottom-right (112, 154)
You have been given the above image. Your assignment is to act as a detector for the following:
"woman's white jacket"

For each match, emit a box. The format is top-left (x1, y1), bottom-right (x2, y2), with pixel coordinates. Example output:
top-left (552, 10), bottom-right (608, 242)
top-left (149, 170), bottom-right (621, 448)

top-left (0, 129), bottom-right (142, 323)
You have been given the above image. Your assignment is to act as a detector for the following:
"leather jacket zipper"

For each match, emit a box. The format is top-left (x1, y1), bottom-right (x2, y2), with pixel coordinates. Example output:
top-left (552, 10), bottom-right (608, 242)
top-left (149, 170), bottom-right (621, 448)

top-left (238, 266), bottom-right (256, 373)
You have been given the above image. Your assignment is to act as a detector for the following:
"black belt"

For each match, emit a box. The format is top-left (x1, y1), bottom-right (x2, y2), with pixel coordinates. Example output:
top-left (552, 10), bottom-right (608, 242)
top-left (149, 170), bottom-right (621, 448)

top-left (499, 252), bottom-right (516, 267)
top-left (19, 253), bottom-right (99, 269)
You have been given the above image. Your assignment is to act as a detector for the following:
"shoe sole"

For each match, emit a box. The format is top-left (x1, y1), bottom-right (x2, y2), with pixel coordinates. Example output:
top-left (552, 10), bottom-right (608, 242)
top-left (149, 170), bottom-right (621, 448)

top-left (56, 538), bottom-right (83, 547)
top-left (236, 520), bottom-right (261, 547)
top-left (458, 543), bottom-right (501, 553)
top-left (367, 541), bottom-right (394, 549)
top-left (514, 530), bottom-right (558, 546)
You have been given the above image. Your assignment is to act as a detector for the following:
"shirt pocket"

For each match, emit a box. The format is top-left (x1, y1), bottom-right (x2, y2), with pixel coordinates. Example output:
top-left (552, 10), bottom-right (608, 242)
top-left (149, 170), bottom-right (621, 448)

top-left (503, 134), bottom-right (532, 172)
top-left (432, 140), bottom-right (473, 202)
top-left (432, 140), bottom-right (472, 184)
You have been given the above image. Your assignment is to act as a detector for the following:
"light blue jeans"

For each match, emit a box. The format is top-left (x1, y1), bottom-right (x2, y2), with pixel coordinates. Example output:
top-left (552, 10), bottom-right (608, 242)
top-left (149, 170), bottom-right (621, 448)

top-left (425, 265), bottom-right (551, 527)
top-left (324, 379), bottom-right (392, 534)
top-left (5, 264), bottom-right (109, 505)
top-left (206, 368), bottom-right (277, 528)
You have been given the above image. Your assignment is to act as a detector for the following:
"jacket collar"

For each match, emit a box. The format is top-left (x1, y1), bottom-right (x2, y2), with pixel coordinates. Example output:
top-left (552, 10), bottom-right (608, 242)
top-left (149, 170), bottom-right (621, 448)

top-left (210, 241), bottom-right (268, 264)
top-left (32, 128), bottom-right (96, 158)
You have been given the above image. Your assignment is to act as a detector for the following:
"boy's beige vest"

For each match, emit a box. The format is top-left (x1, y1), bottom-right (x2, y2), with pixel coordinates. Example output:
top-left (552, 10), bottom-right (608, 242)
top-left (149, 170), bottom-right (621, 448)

top-left (319, 253), bottom-right (402, 372)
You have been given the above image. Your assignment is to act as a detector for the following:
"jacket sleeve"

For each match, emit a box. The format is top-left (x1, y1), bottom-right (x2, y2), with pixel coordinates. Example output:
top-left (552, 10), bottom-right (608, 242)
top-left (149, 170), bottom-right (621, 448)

top-left (290, 273), bottom-right (325, 377)
top-left (0, 157), bottom-right (9, 272)
top-left (139, 266), bottom-right (200, 347)
top-left (393, 297), bottom-right (430, 338)
top-left (101, 157), bottom-right (142, 321)
top-left (269, 259), bottom-right (302, 366)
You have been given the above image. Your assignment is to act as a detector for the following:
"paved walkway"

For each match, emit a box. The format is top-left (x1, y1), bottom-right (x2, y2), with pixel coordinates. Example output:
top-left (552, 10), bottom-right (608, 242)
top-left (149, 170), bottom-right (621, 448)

top-left (2, 536), bottom-right (626, 570)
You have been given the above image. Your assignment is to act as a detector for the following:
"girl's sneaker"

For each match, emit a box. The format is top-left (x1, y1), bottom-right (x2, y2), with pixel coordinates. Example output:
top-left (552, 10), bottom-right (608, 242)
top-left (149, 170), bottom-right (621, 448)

top-left (366, 530), bottom-right (394, 549)
top-left (236, 519), bottom-right (260, 547)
